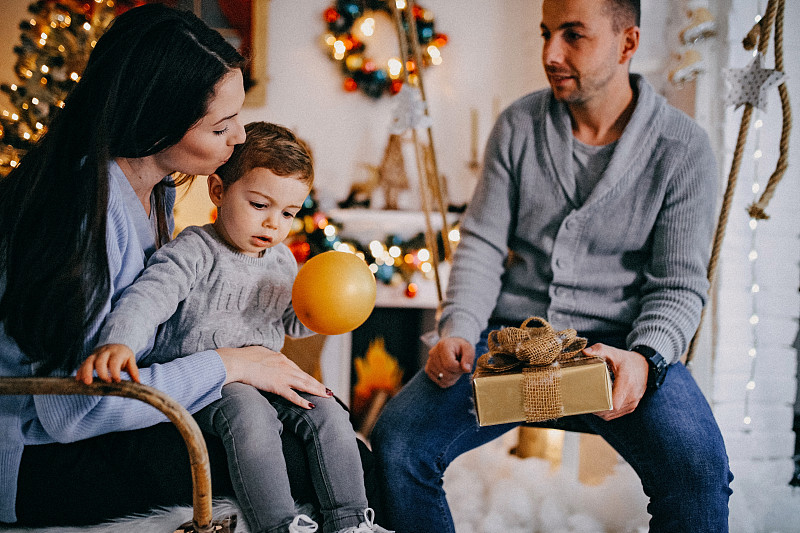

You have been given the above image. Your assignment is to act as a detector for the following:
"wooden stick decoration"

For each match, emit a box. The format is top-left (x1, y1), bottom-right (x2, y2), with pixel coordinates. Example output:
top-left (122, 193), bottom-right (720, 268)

top-left (390, 1), bottom-right (451, 303)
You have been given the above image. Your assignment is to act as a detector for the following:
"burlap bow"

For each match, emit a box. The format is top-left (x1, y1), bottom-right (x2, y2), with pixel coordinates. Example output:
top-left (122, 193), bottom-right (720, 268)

top-left (475, 317), bottom-right (588, 422)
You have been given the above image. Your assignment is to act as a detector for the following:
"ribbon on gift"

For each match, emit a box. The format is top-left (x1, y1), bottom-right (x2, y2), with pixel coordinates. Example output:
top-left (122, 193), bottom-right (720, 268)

top-left (475, 317), bottom-right (588, 422)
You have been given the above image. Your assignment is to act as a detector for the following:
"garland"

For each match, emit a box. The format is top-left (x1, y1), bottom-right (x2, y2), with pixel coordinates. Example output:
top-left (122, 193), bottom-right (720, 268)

top-left (286, 190), bottom-right (456, 297)
top-left (321, 0), bottom-right (447, 98)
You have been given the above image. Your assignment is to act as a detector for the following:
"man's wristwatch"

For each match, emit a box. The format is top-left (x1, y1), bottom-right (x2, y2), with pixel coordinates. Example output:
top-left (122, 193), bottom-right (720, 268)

top-left (631, 345), bottom-right (668, 390)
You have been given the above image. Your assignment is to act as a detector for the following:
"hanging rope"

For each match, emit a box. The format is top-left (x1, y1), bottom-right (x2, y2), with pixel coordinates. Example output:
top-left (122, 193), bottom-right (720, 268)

top-left (686, 0), bottom-right (791, 363)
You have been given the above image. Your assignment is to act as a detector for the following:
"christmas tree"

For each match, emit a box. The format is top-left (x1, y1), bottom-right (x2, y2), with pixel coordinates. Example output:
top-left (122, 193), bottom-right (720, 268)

top-left (0, 0), bottom-right (131, 176)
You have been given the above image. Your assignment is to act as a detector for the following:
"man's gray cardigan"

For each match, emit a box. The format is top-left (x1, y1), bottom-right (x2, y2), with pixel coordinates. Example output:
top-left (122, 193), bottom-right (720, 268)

top-left (439, 74), bottom-right (718, 364)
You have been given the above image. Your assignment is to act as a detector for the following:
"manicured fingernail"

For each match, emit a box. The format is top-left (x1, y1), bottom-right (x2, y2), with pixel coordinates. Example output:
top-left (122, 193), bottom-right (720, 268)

top-left (309, 403), bottom-right (316, 409)
top-left (325, 388), bottom-right (333, 396)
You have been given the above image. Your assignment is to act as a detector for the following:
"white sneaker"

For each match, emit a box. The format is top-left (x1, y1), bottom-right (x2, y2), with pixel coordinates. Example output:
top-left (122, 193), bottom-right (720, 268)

top-left (289, 514), bottom-right (318, 533)
top-left (336, 508), bottom-right (394, 533)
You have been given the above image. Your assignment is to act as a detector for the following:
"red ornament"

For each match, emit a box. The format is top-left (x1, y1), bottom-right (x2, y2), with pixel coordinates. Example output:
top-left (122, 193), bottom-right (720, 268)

top-left (324, 7), bottom-right (339, 23)
top-left (432, 33), bottom-right (448, 47)
top-left (289, 241), bottom-right (312, 264)
top-left (412, 5), bottom-right (424, 19)
top-left (405, 282), bottom-right (419, 298)
top-left (390, 79), bottom-right (403, 94)
top-left (343, 77), bottom-right (358, 92)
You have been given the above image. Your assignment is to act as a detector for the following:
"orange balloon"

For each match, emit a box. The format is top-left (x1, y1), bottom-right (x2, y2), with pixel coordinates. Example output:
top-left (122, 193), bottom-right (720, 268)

top-left (292, 251), bottom-right (377, 335)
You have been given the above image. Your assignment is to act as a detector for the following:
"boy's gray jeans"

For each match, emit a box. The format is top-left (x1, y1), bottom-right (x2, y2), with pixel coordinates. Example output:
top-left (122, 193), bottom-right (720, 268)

top-left (194, 382), bottom-right (368, 533)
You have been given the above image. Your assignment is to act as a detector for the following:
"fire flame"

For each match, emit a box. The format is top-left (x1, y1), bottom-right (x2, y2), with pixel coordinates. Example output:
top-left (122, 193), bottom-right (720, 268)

top-left (352, 337), bottom-right (403, 415)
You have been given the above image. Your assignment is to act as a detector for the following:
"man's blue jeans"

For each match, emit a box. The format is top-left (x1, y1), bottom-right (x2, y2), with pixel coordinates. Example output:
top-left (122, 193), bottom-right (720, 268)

top-left (372, 328), bottom-right (733, 532)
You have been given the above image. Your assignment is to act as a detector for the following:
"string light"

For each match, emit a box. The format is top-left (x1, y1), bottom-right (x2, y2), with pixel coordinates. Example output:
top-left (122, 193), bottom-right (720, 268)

top-left (742, 96), bottom-right (764, 430)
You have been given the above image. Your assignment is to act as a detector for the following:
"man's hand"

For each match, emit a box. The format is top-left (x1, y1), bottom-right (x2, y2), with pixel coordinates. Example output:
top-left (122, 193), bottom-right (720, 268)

top-left (583, 343), bottom-right (648, 421)
top-left (76, 344), bottom-right (140, 385)
top-left (425, 337), bottom-right (474, 388)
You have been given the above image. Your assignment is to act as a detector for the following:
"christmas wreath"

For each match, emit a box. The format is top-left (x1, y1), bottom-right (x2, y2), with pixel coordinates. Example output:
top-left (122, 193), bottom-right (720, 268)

top-left (321, 0), bottom-right (447, 98)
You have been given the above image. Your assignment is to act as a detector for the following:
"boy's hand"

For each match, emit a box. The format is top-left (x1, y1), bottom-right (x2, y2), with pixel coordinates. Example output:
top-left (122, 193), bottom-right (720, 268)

top-left (76, 344), bottom-right (140, 385)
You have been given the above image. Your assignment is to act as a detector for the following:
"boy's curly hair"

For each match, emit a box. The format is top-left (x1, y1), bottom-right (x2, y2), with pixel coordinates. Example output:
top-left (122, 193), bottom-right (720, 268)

top-left (215, 122), bottom-right (314, 188)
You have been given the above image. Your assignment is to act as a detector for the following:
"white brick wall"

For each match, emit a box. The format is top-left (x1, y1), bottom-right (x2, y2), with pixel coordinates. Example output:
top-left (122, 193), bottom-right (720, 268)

top-left (702, 0), bottom-right (800, 529)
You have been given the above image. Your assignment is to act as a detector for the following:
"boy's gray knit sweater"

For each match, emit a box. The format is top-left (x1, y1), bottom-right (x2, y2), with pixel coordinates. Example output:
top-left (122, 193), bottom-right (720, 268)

top-left (98, 224), bottom-right (312, 362)
top-left (439, 75), bottom-right (718, 364)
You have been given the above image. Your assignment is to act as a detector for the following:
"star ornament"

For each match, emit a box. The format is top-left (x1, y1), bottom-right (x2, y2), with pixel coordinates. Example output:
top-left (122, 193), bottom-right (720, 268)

top-left (724, 52), bottom-right (786, 111)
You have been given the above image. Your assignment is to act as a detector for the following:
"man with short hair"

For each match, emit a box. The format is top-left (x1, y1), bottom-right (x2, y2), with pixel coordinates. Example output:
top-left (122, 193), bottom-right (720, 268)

top-left (372, 0), bottom-right (733, 530)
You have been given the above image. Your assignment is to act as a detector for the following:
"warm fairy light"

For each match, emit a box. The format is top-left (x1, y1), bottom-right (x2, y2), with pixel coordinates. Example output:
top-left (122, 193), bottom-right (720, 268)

top-left (70, 72), bottom-right (80, 81)
top-left (417, 249), bottom-right (430, 262)
top-left (11, 113), bottom-right (18, 121)
top-left (359, 17), bottom-right (375, 37)
top-left (58, 44), bottom-right (65, 52)
top-left (395, 0), bottom-right (407, 9)
top-left (420, 262), bottom-right (432, 273)
top-left (388, 246), bottom-right (401, 258)
top-left (744, 416), bottom-right (752, 425)
top-left (748, 250), bottom-right (758, 261)
top-left (29, 18), bottom-right (36, 26)
top-left (35, 122), bottom-right (43, 130)
top-left (10, 160), bottom-right (18, 168)
top-left (21, 103), bottom-right (28, 110)
top-left (753, 149), bottom-right (763, 159)
top-left (40, 77), bottom-right (47, 85)
top-left (325, 33), bottom-right (336, 45)
top-left (57, 100), bottom-right (65, 108)
top-left (24, 69), bottom-right (33, 78)
top-left (751, 284), bottom-right (760, 293)
top-left (40, 65), bottom-right (49, 73)
top-left (91, 40), bottom-right (97, 48)
top-left (22, 132), bottom-right (30, 140)
top-left (754, 119), bottom-right (763, 128)
top-left (748, 219), bottom-right (758, 230)
top-left (749, 348), bottom-right (757, 357)
top-left (387, 57), bottom-right (403, 78)
top-left (31, 97), bottom-right (38, 104)
top-left (752, 183), bottom-right (760, 193)
top-left (370, 240), bottom-right (384, 257)
top-left (40, 32), bottom-right (47, 40)
top-left (448, 228), bottom-right (460, 242)
top-left (83, 22), bottom-right (91, 31)
top-left (749, 314), bottom-right (759, 325)
top-left (369, 263), bottom-right (379, 274)
top-left (10, 84), bottom-right (17, 91)
top-left (333, 40), bottom-right (346, 57)
top-left (323, 224), bottom-right (337, 237)
top-left (746, 381), bottom-right (756, 390)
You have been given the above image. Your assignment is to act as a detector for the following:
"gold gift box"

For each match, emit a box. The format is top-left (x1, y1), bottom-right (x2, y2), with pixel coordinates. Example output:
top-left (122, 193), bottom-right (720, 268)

top-left (472, 356), bottom-right (613, 426)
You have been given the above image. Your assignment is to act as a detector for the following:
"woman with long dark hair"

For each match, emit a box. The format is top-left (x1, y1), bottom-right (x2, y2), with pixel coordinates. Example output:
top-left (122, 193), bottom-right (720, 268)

top-left (0, 5), bottom-right (339, 528)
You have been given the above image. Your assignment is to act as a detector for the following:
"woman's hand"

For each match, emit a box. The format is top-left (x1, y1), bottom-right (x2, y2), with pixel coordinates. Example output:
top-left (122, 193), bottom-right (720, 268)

top-left (217, 346), bottom-right (331, 409)
top-left (425, 337), bottom-right (474, 388)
